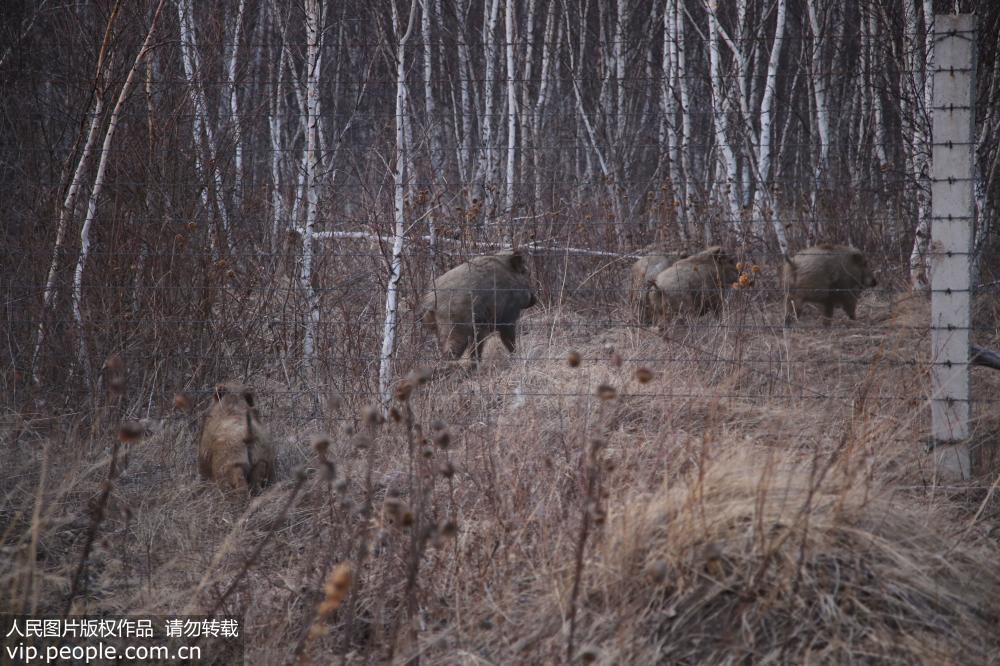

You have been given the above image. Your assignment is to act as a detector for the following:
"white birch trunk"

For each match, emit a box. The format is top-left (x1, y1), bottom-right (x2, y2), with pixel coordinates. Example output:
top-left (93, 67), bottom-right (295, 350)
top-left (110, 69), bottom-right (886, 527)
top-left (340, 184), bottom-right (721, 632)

top-left (755, 0), bottom-right (788, 255)
top-left (706, 1), bottom-right (742, 233)
top-left (532, 1), bottom-right (558, 205)
top-left (421, 0), bottom-right (440, 254)
top-left (379, 0), bottom-right (419, 409)
top-left (908, 1), bottom-right (933, 289)
top-left (72, 0), bottom-right (167, 378)
top-left (269, 7), bottom-right (288, 248)
top-left (504, 0), bottom-right (517, 231)
top-left (518, 0), bottom-right (536, 190)
top-left (662, 0), bottom-right (687, 242)
top-left (675, 0), bottom-right (699, 242)
top-left (301, 0), bottom-right (323, 359)
top-left (227, 0), bottom-right (246, 202)
top-left (177, 0), bottom-right (232, 256)
top-left (480, 0), bottom-right (501, 205)
top-left (31, 5), bottom-right (123, 374)
top-left (806, 0), bottom-right (829, 191)
top-left (456, 0), bottom-right (474, 183)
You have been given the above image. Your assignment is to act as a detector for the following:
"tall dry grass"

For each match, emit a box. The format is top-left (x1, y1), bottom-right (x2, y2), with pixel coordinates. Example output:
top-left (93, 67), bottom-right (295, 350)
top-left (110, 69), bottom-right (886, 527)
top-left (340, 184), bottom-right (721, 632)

top-left (3, 271), bottom-right (1000, 663)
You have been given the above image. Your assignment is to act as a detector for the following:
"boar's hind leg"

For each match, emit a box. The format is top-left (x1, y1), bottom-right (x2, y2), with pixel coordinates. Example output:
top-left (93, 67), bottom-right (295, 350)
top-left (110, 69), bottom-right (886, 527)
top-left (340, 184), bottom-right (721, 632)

top-left (471, 324), bottom-right (493, 362)
top-left (843, 296), bottom-right (858, 320)
top-left (498, 324), bottom-right (516, 354)
top-left (223, 463), bottom-right (250, 492)
top-left (822, 301), bottom-right (835, 327)
top-left (250, 459), bottom-right (272, 491)
top-left (442, 326), bottom-right (471, 360)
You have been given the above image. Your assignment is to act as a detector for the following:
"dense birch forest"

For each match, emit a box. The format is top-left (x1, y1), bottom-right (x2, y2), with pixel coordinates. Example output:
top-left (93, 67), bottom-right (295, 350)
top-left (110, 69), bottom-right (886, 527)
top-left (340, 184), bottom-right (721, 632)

top-left (2, 0), bottom-right (998, 397)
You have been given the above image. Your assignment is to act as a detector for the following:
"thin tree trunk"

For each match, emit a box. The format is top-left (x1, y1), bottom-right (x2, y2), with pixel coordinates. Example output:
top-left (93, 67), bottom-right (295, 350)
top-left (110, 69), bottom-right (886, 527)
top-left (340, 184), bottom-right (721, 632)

top-left (480, 0), bottom-right (501, 212)
top-left (907, 0), bottom-right (933, 289)
top-left (31, 1), bottom-right (124, 376)
top-left (706, 1), bottom-right (742, 234)
top-left (755, 0), bottom-right (789, 255)
top-left (177, 0), bottom-right (233, 257)
top-left (532, 0), bottom-right (558, 205)
top-left (301, 0), bottom-right (323, 359)
top-left (73, 0), bottom-right (167, 381)
top-left (379, 0), bottom-right (419, 409)
top-left (806, 0), bottom-right (829, 203)
top-left (504, 0), bottom-right (517, 239)
top-left (227, 0), bottom-right (247, 202)
top-left (421, 0), bottom-right (441, 255)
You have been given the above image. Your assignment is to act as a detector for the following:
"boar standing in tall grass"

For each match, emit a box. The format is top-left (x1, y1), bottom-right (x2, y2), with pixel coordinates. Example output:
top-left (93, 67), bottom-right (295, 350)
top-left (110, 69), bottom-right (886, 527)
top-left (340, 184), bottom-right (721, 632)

top-left (647, 246), bottom-right (739, 321)
top-left (420, 251), bottom-right (537, 362)
top-left (198, 382), bottom-right (275, 492)
top-left (630, 252), bottom-right (687, 323)
top-left (783, 244), bottom-right (878, 325)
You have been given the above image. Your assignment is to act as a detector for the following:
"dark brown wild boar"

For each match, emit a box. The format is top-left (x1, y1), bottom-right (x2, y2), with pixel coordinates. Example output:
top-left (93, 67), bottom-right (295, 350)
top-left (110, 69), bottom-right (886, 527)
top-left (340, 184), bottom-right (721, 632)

top-left (783, 244), bottom-right (877, 325)
top-left (198, 383), bottom-right (275, 492)
top-left (647, 246), bottom-right (739, 321)
top-left (420, 251), bottom-right (537, 362)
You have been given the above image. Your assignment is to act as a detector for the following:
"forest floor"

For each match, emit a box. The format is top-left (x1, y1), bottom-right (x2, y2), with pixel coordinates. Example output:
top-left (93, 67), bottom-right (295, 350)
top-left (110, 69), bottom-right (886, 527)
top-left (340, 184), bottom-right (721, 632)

top-left (4, 288), bottom-right (1000, 664)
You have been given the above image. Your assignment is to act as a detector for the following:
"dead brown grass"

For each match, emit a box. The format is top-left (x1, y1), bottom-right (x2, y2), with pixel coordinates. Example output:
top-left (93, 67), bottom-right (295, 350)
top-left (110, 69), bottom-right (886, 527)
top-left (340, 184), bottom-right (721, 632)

top-left (3, 288), bottom-right (1000, 664)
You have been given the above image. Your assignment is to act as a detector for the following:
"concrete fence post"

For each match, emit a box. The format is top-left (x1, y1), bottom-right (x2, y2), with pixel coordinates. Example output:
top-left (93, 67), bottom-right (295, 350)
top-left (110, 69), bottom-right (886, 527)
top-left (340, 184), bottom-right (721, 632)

top-left (929, 14), bottom-right (976, 480)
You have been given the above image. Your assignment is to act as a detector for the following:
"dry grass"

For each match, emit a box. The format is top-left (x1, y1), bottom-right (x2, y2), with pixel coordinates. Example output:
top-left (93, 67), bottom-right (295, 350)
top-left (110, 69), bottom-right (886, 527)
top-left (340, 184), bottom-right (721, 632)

top-left (3, 287), bottom-right (1000, 664)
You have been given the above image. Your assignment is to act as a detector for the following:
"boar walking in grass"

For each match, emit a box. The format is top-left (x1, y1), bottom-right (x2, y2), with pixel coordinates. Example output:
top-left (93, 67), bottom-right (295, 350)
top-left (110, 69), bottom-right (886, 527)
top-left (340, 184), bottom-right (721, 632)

top-left (783, 244), bottom-right (878, 326)
top-left (198, 382), bottom-right (275, 493)
top-left (420, 251), bottom-right (537, 363)
top-left (630, 252), bottom-right (687, 323)
top-left (647, 246), bottom-right (739, 321)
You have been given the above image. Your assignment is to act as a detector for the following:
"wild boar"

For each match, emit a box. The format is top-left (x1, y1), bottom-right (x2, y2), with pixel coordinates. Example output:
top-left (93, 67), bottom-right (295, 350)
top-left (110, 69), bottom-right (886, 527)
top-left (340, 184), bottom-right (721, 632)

top-left (647, 246), bottom-right (739, 321)
top-left (783, 244), bottom-right (877, 325)
top-left (198, 383), bottom-right (275, 492)
top-left (630, 252), bottom-right (687, 323)
top-left (420, 251), bottom-right (537, 362)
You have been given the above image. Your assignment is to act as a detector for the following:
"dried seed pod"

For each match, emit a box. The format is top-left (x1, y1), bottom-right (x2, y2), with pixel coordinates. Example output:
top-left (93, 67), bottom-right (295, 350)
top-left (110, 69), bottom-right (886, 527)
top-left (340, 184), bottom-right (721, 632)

top-left (567, 351), bottom-right (582, 368)
top-left (118, 421), bottom-right (145, 444)
top-left (596, 384), bottom-right (617, 400)
top-left (361, 406), bottom-right (384, 426)
top-left (440, 520), bottom-right (458, 538)
top-left (172, 392), bottom-right (192, 411)
top-left (395, 381), bottom-right (413, 403)
top-left (312, 435), bottom-right (331, 457)
top-left (634, 367), bottom-right (653, 384)
top-left (103, 354), bottom-right (126, 393)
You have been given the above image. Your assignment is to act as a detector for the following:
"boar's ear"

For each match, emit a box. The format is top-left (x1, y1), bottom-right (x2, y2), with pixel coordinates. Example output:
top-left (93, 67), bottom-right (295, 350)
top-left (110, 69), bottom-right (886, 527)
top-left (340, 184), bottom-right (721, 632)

top-left (214, 384), bottom-right (227, 402)
top-left (507, 251), bottom-right (526, 272)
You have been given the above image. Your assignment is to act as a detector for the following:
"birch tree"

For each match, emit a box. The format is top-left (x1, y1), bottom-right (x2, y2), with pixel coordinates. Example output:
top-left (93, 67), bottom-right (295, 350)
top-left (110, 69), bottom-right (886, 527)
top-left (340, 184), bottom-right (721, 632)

top-left (755, 0), bottom-right (789, 255)
top-left (379, 0), bottom-right (419, 409)
top-left (301, 0), bottom-right (324, 360)
top-left (504, 0), bottom-right (517, 236)
top-left (907, 0), bottom-right (934, 289)
top-left (176, 0), bottom-right (233, 257)
top-left (706, 0), bottom-right (742, 234)
top-left (31, 0), bottom-right (123, 375)
top-left (72, 0), bottom-right (167, 378)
